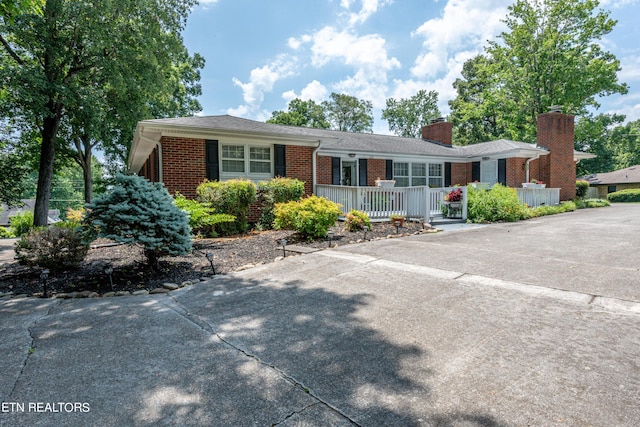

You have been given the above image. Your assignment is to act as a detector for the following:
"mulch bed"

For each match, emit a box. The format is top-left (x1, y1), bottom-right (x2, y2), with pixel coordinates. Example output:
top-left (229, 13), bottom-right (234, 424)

top-left (0, 221), bottom-right (434, 298)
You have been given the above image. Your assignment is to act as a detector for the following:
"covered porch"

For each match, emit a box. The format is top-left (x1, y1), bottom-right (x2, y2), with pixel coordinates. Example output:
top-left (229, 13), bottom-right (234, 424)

top-left (316, 184), bottom-right (468, 223)
top-left (315, 184), bottom-right (561, 223)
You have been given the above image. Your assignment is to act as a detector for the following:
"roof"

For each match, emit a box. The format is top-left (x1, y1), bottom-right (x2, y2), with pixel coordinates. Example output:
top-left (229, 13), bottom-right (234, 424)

top-left (128, 114), bottom-right (595, 173)
top-left (580, 165), bottom-right (640, 185)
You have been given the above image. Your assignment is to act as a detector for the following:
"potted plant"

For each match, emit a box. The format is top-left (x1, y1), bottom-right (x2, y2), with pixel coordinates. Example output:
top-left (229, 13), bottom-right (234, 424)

top-left (389, 214), bottom-right (405, 227)
top-left (442, 187), bottom-right (463, 218)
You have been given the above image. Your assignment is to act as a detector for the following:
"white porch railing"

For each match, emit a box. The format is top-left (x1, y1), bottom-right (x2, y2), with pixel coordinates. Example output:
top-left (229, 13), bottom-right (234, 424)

top-left (515, 188), bottom-right (560, 207)
top-left (315, 185), bottom-right (468, 221)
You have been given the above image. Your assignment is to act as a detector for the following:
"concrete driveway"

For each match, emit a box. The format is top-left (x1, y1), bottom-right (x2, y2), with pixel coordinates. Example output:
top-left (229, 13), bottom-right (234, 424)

top-left (1, 204), bottom-right (639, 426)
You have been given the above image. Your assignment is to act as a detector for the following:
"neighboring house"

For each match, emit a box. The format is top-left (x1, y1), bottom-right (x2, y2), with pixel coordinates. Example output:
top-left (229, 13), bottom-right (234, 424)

top-left (581, 165), bottom-right (640, 198)
top-left (128, 111), bottom-right (594, 202)
top-left (0, 200), bottom-right (60, 226)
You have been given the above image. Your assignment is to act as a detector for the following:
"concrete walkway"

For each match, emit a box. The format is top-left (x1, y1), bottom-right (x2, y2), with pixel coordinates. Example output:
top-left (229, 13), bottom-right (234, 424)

top-left (1, 204), bottom-right (639, 426)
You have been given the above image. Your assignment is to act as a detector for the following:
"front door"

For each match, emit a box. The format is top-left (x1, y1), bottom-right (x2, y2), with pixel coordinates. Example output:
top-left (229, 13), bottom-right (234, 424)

top-left (481, 160), bottom-right (498, 185)
top-left (342, 160), bottom-right (357, 186)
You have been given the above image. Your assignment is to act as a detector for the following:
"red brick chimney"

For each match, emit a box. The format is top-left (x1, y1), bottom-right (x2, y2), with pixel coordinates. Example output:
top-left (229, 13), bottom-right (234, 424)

top-left (422, 118), bottom-right (452, 146)
top-left (537, 111), bottom-right (576, 201)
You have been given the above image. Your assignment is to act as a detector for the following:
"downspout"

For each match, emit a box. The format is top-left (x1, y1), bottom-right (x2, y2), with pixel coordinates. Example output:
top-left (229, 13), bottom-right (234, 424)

top-left (157, 143), bottom-right (163, 183)
top-left (312, 141), bottom-right (321, 194)
top-left (525, 154), bottom-right (541, 183)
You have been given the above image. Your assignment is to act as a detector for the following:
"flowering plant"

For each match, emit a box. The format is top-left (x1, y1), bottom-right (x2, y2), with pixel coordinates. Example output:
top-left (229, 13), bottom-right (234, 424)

top-left (444, 188), bottom-right (463, 202)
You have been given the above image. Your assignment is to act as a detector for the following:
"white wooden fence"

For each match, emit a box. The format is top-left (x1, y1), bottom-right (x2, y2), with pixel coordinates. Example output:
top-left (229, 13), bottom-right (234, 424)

top-left (515, 188), bottom-right (560, 207)
top-left (315, 185), bottom-right (468, 221)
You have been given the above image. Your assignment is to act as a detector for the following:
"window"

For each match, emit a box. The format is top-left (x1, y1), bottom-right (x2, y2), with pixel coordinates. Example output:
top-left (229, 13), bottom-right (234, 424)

top-left (411, 163), bottom-right (427, 186)
top-left (428, 163), bottom-right (443, 187)
top-left (393, 162), bottom-right (409, 187)
top-left (393, 162), bottom-right (443, 187)
top-left (608, 185), bottom-right (617, 193)
top-left (221, 145), bottom-right (245, 173)
top-left (250, 147), bottom-right (271, 173)
top-left (221, 144), bottom-right (272, 178)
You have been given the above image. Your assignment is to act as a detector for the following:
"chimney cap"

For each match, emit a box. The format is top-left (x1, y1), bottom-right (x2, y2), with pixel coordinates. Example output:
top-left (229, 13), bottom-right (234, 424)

top-left (430, 117), bottom-right (445, 124)
top-left (548, 105), bottom-right (564, 113)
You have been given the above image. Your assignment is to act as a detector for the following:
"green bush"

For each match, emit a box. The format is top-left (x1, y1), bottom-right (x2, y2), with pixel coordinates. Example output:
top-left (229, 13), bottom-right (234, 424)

top-left (174, 193), bottom-right (235, 237)
top-left (15, 226), bottom-right (89, 272)
top-left (274, 195), bottom-right (342, 240)
top-left (574, 198), bottom-right (610, 208)
top-left (344, 209), bottom-right (371, 232)
top-left (607, 189), bottom-right (640, 203)
top-left (467, 184), bottom-right (531, 223)
top-left (9, 211), bottom-right (34, 237)
top-left (85, 174), bottom-right (192, 267)
top-left (0, 227), bottom-right (13, 238)
top-left (257, 177), bottom-right (305, 229)
top-left (530, 201), bottom-right (577, 217)
top-left (196, 179), bottom-right (257, 235)
top-left (576, 180), bottom-right (590, 198)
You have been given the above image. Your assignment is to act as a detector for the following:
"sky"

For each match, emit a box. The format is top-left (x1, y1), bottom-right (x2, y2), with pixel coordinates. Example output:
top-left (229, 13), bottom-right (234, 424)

top-left (183, 0), bottom-right (640, 136)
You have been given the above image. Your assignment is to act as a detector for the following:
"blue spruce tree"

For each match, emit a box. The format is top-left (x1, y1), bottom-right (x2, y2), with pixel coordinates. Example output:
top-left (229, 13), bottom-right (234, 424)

top-left (85, 174), bottom-right (192, 267)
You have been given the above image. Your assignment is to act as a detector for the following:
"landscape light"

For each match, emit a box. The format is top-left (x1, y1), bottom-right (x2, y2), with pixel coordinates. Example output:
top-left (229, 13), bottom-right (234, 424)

top-left (40, 269), bottom-right (50, 298)
top-left (205, 252), bottom-right (216, 275)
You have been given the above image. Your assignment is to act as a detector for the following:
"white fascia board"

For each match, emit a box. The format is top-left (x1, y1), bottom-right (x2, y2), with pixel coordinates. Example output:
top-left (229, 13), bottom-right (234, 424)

top-left (317, 150), bottom-right (462, 163)
top-left (464, 149), bottom-right (549, 162)
top-left (144, 122), bottom-right (334, 146)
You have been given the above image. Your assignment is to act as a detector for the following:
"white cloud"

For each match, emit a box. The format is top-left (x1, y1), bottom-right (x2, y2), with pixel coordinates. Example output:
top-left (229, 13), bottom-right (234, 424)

top-left (410, 0), bottom-right (509, 78)
top-left (230, 55), bottom-right (297, 116)
top-left (599, 0), bottom-right (639, 8)
top-left (282, 80), bottom-right (329, 103)
top-left (340, 0), bottom-right (393, 26)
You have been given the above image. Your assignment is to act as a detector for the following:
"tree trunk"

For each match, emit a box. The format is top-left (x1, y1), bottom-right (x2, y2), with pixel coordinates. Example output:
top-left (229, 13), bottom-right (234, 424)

top-left (81, 135), bottom-right (93, 204)
top-left (34, 114), bottom-right (60, 227)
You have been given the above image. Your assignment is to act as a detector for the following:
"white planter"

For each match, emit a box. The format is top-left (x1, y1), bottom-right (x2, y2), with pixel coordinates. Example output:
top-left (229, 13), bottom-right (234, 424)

top-left (375, 180), bottom-right (396, 188)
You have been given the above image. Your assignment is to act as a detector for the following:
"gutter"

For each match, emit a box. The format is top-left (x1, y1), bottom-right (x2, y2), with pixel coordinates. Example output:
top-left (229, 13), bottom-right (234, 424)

top-left (525, 153), bottom-right (542, 183)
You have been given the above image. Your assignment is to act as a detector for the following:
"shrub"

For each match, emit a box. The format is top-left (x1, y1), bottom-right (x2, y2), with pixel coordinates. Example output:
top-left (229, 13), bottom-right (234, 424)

top-left (576, 180), bottom-right (590, 198)
top-left (196, 179), bottom-right (257, 235)
top-left (607, 189), bottom-right (640, 203)
top-left (14, 226), bottom-right (89, 271)
top-left (0, 227), bottom-right (13, 238)
top-left (530, 201), bottom-right (577, 217)
top-left (274, 195), bottom-right (342, 240)
top-left (467, 184), bottom-right (531, 223)
top-left (65, 207), bottom-right (85, 222)
top-left (85, 174), bottom-right (192, 267)
top-left (574, 198), bottom-right (610, 209)
top-left (344, 209), bottom-right (371, 232)
top-left (257, 177), bottom-right (305, 229)
top-left (9, 211), bottom-right (34, 237)
top-left (174, 192), bottom-right (235, 237)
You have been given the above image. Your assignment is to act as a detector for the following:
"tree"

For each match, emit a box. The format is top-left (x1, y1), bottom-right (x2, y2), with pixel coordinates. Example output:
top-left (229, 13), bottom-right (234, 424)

top-left (0, 151), bottom-right (30, 207)
top-left (449, 0), bottom-right (628, 143)
top-left (85, 174), bottom-right (191, 268)
top-left (0, 0), bottom-right (200, 225)
top-left (322, 93), bottom-right (373, 133)
top-left (267, 98), bottom-right (330, 128)
top-left (382, 90), bottom-right (441, 138)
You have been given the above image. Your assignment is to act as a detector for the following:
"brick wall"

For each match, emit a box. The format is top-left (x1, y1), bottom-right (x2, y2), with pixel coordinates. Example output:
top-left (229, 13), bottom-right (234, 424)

top-left (537, 113), bottom-right (576, 200)
top-left (451, 163), bottom-right (470, 186)
top-left (421, 121), bottom-right (453, 146)
top-left (161, 136), bottom-right (206, 198)
top-left (286, 145), bottom-right (314, 195)
top-left (367, 159), bottom-right (387, 186)
top-left (317, 155), bottom-right (332, 185)
top-left (506, 158), bottom-right (527, 187)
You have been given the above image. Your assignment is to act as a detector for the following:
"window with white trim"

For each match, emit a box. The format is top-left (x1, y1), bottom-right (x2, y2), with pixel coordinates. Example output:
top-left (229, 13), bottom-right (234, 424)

top-left (428, 163), bottom-right (443, 187)
top-left (393, 162), bottom-right (443, 187)
top-left (221, 143), bottom-right (273, 178)
top-left (393, 162), bottom-right (409, 187)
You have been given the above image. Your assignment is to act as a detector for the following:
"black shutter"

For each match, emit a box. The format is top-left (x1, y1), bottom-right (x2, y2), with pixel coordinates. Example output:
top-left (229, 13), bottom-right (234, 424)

top-left (332, 157), bottom-right (341, 185)
top-left (385, 160), bottom-right (393, 180)
top-left (358, 158), bottom-right (367, 186)
top-left (472, 161), bottom-right (480, 182)
top-left (445, 162), bottom-right (452, 187)
top-left (206, 140), bottom-right (219, 181)
top-left (274, 144), bottom-right (286, 177)
top-left (498, 158), bottom-right (507, 185)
